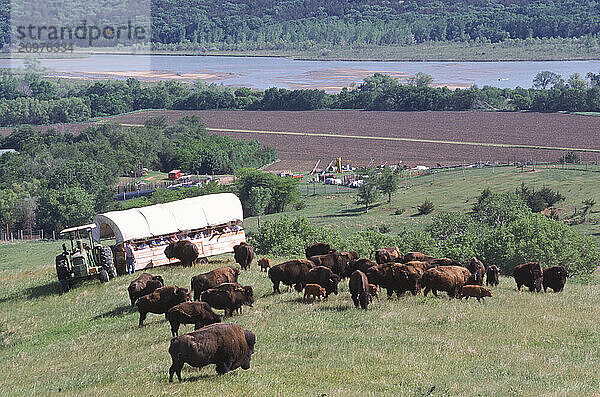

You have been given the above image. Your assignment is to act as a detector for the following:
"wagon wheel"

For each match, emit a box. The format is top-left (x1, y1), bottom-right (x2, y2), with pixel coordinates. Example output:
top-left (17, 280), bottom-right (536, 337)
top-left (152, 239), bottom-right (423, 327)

top-left (198, 257), bottom-right (208, 265)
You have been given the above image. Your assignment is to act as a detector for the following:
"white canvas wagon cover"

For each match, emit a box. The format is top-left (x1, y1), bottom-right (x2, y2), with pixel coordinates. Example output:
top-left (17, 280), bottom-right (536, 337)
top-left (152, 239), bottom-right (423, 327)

top-left (92, 193), bottom-right (243, 244)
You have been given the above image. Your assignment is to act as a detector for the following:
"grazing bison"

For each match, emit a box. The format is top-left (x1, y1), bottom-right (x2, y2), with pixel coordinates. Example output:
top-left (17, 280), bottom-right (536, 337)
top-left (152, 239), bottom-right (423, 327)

top-left (421, 266), bottom-right (471, 299)
top-left (233, 242), bottom-right (254, 270)
top-left (309, 253), bottom-right (347, 277)
top-left (349, 270), bottom-right (370, 309)
top-left (305, 266), bottom-right (340, 297)
top-left (486, 265), bottom-right (500, 287)
top-left (164, 240), bottom-right (199, 267)
top-left (201, 286), bottom-right (254, 317)
top-left (258, 257), bottom-right (271, 272)
top-left (168, 323), bottom-right (256, 382)
top-left (303, 284), bottom-right (327, 302)
top-left (461, 285), bottom-right (492, 302)
top-left (365, 262), bottom-right (421, 297)
top-left (543, 265), bottom-right (568, 292)
top-left (137, 286), bottom-right (191, 327)
top-left (401, 251), bottom-right (434, 263)
top-left (427, 257), bottom-right (461, 267)
top-left (466, 257), bottom-right (486, 285)
top-left (344, 258), bottom-right (377, 278)
top-left (374, 247), bottom-right (401, 264)
top-left (368, 284), bottom-right (380, 301)
top-left (167, 301), bottom-right (222, 336)
top-left (191, 267), bottom-right (240, 301)
top-left (513, 262), bottom-right (543, 292)
top-left (305, 242), bottom-right (335, 259)
top-left (127, 273), bottom-right (165, 306)
top-left (268, 259), bottom-right (313, 293)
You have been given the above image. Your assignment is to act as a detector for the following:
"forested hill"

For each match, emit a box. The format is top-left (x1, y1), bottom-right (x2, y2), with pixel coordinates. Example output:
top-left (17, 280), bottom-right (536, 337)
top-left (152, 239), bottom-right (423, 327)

top-left (3, 0), bottom-right (600, 49)
top-left (151, 0), bottom-right (600, 48)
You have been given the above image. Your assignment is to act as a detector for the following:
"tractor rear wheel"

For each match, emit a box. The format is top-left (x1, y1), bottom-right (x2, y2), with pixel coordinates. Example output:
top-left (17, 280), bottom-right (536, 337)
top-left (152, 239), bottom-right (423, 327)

top-left (99, 246), bottom-right (117, 279)
top-left (99, 269), bottom-right (109, 283)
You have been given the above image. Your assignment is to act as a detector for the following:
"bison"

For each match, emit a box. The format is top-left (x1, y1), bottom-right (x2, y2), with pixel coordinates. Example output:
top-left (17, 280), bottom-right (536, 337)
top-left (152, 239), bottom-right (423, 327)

top-left (366, 262), bottom-right (422, 297)
top-left (303, 284), bottom-right (327, 302)
top-left (268, 259), bottom-right (313, 293)
top-left (305, 266), bottom-right (340, 297)
top-left (401, 251), bottom-right (434, 263)
top-left (167, 301), bottom-right (222, 336)
top-left (421, 266), bottom-right (471, 299)
top-left (461, 285), bottom-right (492, 302)
top-left (168, 323), bottom-right (256, 381)
top-left (305, 242), bottom-right (335, 259)
top-left (374, 247), bottom-right (401, 264)
top-left (201, 286), bottom-right (254, 317)
top-left (258, 257), bottom-right (271, 272)
top-left (164, 240), bottom-right (199, 267)
top-left (191, 267), bottom-right (239, 301)
top-left (486, 265), bottom-right (500, 287)
top-left (349, 270), bottom-right (370, 309)
top-left (233, 242), bottom-right (254, 271)
top-left (344, 258), bottom-right (377, 278)
top-left (542, 265), bottom-right (568, 292)
top-left (137, 286), bottom-right (191, 327)
top-left (513, 262), bottom-right (543, 292)
top-left (466, 257), bottom-right (486, 285)
top-left (309, 253), bottom-right (347, 277)
top-left (368, 284), bottom-right (380, 301)
top-left (127, 273), bottom-right (165, 307)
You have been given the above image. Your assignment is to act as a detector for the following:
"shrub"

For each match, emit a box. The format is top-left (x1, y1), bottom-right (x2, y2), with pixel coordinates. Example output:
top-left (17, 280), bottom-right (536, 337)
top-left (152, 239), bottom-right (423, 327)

top-left (417, 199), bottom-right (434, 215)
top-left (393, 208), bottom-right (405, 215)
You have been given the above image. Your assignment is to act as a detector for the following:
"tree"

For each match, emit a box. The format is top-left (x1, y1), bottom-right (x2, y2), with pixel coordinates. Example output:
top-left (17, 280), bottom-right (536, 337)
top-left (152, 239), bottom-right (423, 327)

top-left (407, 72), bottom-right (434, 87)
top-left (376, 166), bottom-right (400, 203)
top-left (533, 71), bottom-right (563, 89)
top-left (247, 186), bottom-right (272, 226)
top-left (567, 73), bottom-right (587, 90)
top-left (36, 187), bottom-right (95, 233)
top-left (356, 182), bottom-right (379, 212)
top-left (417, 199), bottom-right (434, 215)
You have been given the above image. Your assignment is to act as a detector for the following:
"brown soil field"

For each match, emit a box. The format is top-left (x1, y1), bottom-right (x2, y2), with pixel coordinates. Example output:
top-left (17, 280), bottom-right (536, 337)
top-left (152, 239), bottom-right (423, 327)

top-left (6, 110), bottom-right (600, 171)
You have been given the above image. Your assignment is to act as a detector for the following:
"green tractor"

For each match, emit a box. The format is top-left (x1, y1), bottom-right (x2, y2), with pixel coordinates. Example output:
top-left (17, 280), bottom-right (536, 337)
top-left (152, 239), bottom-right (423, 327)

top-left (55, 223), bottom-right (118, 293)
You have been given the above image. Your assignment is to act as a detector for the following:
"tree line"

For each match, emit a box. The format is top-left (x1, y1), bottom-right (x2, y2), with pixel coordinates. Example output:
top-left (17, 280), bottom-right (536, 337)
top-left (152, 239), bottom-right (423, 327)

top-left (5, 0), bottom-right (600, 49)
top-left (0, 116), bottom-right (277, 233)
top-left (4, 70), bottom-right (600, 127)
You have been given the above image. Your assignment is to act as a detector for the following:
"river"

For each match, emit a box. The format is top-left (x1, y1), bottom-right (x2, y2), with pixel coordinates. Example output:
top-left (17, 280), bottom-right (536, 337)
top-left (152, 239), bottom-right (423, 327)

top-left (3, 54), bottom-right (600, 92)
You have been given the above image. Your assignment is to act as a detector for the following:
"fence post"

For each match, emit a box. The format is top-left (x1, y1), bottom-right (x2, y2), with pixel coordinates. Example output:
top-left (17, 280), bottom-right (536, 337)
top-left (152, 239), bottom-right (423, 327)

top-left (52, 230), bottom-right (56, 240)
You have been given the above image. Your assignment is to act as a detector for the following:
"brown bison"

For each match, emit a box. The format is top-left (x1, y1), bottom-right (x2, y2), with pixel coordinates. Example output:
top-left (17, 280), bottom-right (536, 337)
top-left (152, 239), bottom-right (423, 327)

top-left (542, 265), bottom-right (568, 292)
top-left (127, 273), bottom-right (164, 306)
top-left (461, 285), bottom-right (492, 302)
top-left (427, 257), bottom-right (461, 267)
top-left (268, 259), bottom-right (314, 293)
top-left (401, 251), bottom-right (434, 263)
top-left (486, 265), bottom-right (500, 287)
top-left (305, 242), bottom-right (335, 259)
top-left (309, 253), bottom-right (347, 278)
top-left (344, 258), bottom-right (377, 278)
top-left (374, 247), bottom-right (401, 264)
top-left (365, 262), bottom-right (421, 297)
top-left (368, 284), bottom-right (380, 301)
top-left (422, 266), bottom-right (471, 299)
top-left (513, 262), bottom-right (543, 292)
top-left (137, 286), bottom-right (191, 326)
top-left (305, 266), bottom-right (340, 297)
top-left (466, 257), bottom-right (486, 285)
top-left (191, 267), bottom-right (240, 301)
top-left (168, 323), bottom-right (256, 381)
top-left (167, 301), bottom-right (222, 336)
top-left (258, 257), bottom-right (271, 272)
top-left (349, 270), bottom-right (370, 309)
top-left (201, 286), bottom-right (254, 317)
top-left (233, 242), bottom-right (254, 270)
top-left (164, 240), bottom-right (199, 267)
top-left (303, 284), bottom-right (327, 302)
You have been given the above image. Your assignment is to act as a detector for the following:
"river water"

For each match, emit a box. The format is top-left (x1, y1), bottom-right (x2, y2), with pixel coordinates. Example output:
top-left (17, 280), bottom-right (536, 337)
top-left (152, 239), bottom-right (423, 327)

top-left (3, 54), bottom-right (600, 92)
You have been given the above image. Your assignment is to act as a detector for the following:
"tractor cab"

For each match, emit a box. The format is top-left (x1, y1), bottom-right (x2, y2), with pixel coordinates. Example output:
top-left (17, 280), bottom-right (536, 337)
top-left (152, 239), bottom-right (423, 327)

top-left (56, 223), bottom-right (117, 293)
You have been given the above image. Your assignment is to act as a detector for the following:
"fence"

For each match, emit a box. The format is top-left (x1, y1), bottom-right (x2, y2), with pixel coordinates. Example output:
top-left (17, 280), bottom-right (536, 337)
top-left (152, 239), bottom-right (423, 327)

top-left (0, 229), bottom-right (45, 242)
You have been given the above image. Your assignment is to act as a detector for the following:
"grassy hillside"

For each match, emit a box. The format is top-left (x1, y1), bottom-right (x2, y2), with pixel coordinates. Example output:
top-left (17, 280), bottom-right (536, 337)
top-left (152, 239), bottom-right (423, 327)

top-left (1, 240), bottom-right (600, 395)
top-left (244, 165), bottom-right (600, 243)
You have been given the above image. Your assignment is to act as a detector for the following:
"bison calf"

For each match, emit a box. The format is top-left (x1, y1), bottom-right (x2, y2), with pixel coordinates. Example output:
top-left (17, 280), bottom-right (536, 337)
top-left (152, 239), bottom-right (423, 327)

top-left (461, 285), bottom-right (492, 302)
top-left (137, 286), bottom-right (190, 327)
top-left (303, 284), bottom-right (327, 302)
top-left (167, 301), bottom-right (222, 336)
top-left (168, 323), bottom-right (256, 381)
top-left (258, 257), bottom-right (271, 272)
top-left (368, 284), bottom-right (380, 301)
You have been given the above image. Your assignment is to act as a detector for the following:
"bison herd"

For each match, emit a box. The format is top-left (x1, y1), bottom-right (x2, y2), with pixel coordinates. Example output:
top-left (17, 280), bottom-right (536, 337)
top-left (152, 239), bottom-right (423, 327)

top-left (125, 240), bottom-right (569, 382)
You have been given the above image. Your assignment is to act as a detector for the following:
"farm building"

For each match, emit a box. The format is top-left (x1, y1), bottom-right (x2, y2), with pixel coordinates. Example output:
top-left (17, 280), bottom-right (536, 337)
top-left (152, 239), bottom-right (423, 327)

top-left (92, 193), bottom-right (245, 273)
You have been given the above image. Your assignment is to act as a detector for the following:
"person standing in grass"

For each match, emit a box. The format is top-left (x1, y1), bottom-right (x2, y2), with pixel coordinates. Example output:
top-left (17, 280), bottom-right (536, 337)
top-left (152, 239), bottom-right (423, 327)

top-left (125, 242), bottom-right (136, 275)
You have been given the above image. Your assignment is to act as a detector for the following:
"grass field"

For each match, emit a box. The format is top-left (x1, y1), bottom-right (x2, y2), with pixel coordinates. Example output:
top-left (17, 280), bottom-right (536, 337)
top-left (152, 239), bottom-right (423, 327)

top-left (1, 239), bottom-right (600, 396)
top-left (242, 166), bottom-right (600, 246)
